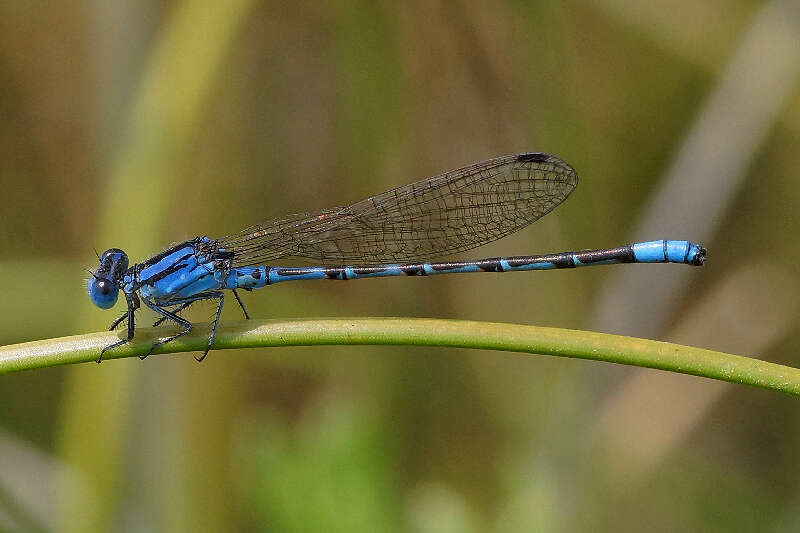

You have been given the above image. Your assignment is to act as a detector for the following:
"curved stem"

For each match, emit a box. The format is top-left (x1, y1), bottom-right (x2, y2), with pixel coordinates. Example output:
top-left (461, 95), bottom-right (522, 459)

top-left (2, 318), bottom-right (798, 396)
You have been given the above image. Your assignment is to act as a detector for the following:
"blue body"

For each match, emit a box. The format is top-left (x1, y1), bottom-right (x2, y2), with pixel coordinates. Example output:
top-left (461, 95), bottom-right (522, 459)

top-left (87, 152), bottom-right (706, 362)
top-left (92, 236), bottom-right (704, 362)
top-left (125, 238), bottom-right (704, 298)
top-left (110, 239), bottom-right (697, 300)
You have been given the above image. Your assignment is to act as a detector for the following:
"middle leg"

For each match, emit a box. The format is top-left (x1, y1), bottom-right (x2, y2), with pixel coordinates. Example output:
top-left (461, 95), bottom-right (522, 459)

top-left (141, 298), bottom-right (197, 359)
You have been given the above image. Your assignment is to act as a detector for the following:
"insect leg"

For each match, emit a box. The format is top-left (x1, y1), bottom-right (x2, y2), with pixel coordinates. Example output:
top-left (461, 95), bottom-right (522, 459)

top-left (99, 292), bottom-right (140, 363)
top-left (231, 288), bottom-right (250, 320)
top-left (140, 298), bottom-right (196, 359)
top-left (196, 291), bottom-right (225, 362)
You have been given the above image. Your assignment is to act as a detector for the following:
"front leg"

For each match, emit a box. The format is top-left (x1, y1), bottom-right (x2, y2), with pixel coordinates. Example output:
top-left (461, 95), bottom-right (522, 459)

top-left (109, 311), bottom-right (128, 331)
top-left (99, 292), bottom-right (140, 363)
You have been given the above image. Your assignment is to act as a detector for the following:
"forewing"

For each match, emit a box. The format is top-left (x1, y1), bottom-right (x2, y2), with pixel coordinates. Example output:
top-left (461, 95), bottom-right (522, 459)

top-left (219, 153), bottom-right (578, 265)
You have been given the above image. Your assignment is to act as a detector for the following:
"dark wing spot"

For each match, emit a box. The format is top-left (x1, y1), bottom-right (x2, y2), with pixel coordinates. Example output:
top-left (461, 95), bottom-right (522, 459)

top-left (516, 152), bottom-right (552, 163)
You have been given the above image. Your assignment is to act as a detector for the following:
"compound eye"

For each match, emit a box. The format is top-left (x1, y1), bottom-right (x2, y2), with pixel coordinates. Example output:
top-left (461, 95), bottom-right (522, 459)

top-left (88, 277), bottom-right (119, 309)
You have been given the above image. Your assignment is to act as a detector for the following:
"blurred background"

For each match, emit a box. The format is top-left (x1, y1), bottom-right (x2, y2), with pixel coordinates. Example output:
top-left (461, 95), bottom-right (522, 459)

top-left (1, 0), bottom-right (799, 531)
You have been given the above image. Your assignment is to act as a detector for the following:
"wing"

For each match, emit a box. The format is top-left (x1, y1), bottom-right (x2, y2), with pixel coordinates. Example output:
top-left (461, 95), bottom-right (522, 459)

top-left (218, 152), bottom-right (578, 266)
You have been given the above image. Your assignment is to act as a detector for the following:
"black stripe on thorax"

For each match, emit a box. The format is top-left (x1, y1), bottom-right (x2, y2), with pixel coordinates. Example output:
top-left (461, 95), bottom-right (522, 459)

top-left (143, 257), bottom-right (194, 285)
top-left (140, 240), bottom-right (197, 268)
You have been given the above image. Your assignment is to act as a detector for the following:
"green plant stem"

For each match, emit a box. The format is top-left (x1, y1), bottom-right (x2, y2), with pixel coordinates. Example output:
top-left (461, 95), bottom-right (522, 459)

top-left (2, 318), bottom-right (798, 396)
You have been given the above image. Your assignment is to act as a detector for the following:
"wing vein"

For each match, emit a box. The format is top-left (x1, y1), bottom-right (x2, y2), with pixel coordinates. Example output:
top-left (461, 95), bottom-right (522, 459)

top-left (217, 153), bottom-right (578, 265)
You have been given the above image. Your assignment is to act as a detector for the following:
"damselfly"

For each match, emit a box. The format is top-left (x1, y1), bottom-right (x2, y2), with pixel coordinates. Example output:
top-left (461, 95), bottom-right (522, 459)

top-left (89, 153), bottom-right (705, 362)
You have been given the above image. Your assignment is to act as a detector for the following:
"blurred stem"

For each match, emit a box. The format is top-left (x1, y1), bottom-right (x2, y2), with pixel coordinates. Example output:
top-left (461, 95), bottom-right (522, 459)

top-left (0, 479), bottom-right (49, 533)
top-left (3, 318), bottom-right (799, 396)
top-left (61, 1), bottom-right (256, 532)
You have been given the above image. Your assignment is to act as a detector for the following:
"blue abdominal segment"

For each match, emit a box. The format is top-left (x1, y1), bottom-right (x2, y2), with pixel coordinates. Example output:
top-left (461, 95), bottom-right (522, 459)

top-left (632, 240), bottom-right (705, 265)
top-left (225, 266), bottom-right (269, 290)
